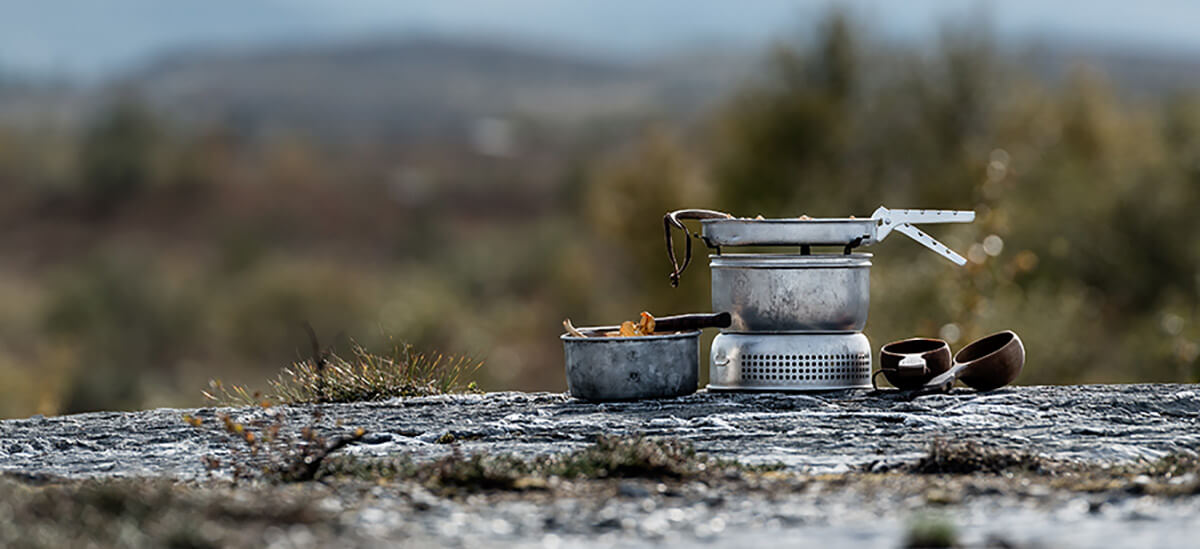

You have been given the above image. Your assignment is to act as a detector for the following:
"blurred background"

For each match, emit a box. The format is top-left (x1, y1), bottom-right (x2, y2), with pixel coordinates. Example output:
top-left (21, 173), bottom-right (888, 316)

top-left (1, 1), bottom-right (1198, 418)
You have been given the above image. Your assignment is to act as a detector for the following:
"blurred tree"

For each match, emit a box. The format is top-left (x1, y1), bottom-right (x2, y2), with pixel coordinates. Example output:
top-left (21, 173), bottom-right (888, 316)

top-left (584, 126), bottom-right (713, 314)
top-left (43, 258), bottom-right (198, 413)
top-left (77, 99), bottom-right (159, 215)
top-left (713, 11), bottom-right (865, 216)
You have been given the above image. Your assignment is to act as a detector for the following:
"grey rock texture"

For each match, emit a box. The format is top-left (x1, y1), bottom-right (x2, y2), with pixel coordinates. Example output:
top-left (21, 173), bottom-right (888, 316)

top-left (1, 384), bottom-right (1198, 479)
top-left (2, 385), bottom-right (1199, 548)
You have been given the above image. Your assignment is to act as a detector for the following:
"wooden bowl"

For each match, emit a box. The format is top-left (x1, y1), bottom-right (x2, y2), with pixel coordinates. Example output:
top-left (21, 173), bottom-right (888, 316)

top-left (954, 331), bottom-right (1025, 391)
top-left (879, 338), bottom-right (952, 390)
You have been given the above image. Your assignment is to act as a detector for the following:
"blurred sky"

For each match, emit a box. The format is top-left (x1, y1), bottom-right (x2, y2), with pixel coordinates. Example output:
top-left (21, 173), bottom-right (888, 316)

top-left (3, 0), bottom-right (1200, 79)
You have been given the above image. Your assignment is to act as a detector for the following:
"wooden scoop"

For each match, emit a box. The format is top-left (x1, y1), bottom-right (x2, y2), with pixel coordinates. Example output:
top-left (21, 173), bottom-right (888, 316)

top-left (908, 331), bottom-right (1025, 396)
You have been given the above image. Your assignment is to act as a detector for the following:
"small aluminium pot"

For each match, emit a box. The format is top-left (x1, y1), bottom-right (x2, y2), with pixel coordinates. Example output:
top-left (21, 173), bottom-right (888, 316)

top-left (710, 253), bottom-right (871, 332)
top-left (562, 330), bottom-right (700, 401)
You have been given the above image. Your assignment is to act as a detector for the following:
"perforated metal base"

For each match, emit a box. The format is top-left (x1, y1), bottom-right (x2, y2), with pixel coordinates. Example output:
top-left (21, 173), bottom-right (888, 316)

top-left (707, 332), bottom-right (872, 391)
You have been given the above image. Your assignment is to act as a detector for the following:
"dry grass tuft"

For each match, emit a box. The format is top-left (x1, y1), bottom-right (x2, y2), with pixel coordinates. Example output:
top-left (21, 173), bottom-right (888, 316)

top-left (0, 475), bottom-right (321, 548)
top-left (321, 436), bottom-right (780, 494)
top-left (904, 439), bottom-right (1048, 475)
top-left (903, 513), bottom-right (959, 548)
top-left (188, 409), bottom-right (366, 483)
top-left (547, 435), bottom-right (725, 480)
top-left (206, 340), bottom-right (481, 406)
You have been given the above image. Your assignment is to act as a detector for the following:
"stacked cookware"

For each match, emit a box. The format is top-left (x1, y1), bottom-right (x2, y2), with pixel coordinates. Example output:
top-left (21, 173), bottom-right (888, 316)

top-left (664, 206), bottom-right (975, 391)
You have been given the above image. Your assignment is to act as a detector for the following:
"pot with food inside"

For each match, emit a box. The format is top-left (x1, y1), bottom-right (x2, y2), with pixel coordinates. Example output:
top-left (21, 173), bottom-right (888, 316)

top-left (560, 312), bottom-right (729, 401)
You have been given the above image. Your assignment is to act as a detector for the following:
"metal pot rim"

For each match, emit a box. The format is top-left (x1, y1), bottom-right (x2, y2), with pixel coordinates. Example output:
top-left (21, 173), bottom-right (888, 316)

top-left (560, 330), bottom-right (702, 341)
top-left (710, 253), bottom-right (872, 268)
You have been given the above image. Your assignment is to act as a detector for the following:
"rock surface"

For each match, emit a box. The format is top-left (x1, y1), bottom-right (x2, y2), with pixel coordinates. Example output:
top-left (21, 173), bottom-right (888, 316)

top-left (2, 384), bottom-right (1199, 548)
top-left (2, 384), bottom-right (1198, 479)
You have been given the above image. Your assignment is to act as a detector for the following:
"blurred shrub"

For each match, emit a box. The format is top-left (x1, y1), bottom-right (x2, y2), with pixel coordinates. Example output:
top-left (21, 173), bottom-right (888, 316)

top-left (714, 13), bottom-right (869, 216)
top-left (43, 256), bottom-right (199, 413)
top-left (585, 126), bottom-right (713, 315)
top-left (215, 257), bottom-right (374, 364)
top-left (77, 99), bottom-right (161, 215)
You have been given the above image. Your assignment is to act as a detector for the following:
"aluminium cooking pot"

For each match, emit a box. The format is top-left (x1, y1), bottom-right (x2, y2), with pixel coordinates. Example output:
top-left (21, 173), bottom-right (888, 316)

top-left (710, 253), bottom-right (871, 332)
top-left (561, 330), bottom-right (700, 401)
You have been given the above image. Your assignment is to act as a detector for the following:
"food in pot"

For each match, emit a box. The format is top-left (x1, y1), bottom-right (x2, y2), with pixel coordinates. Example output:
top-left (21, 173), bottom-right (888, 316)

top-left (562, 319), bottom-right (586, 338)
top-left (638, 311), bottom-right (656, 334)
top-left (737, 214), bottom-right (813, 220)
top-left (615, 311), bottom-right (658, 336)
top-left (563, 311), bottom-right (664, 337)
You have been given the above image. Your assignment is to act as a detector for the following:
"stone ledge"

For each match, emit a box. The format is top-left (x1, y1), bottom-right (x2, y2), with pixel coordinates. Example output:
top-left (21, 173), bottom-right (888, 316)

top-left (2, 384), bottom-right (1197, 479)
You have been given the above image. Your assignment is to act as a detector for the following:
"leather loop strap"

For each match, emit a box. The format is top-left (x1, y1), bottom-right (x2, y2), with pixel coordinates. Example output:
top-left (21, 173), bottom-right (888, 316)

top-left (663, 209), bottom-right (732, 287)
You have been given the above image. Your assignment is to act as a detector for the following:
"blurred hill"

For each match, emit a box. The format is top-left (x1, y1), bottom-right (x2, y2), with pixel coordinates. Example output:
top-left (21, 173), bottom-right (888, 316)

top-left (5, 35), bottom-right (1200, 141)
top-left (3, 37), bottom-right (754, 142)
top-left (1022, 38), bottom-right (1200, 96)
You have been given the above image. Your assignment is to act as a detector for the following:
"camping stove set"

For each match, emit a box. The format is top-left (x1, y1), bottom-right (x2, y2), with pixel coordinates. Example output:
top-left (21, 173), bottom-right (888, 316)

top-left (664, 206), bottom-right (975, 391)
top-left (560, 204), bottom-right (988, 400)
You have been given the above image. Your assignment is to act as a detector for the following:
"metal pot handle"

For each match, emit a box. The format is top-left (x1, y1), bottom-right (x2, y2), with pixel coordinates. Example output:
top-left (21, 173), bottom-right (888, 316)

top-left (664, 209), bottom-right (732, 287)
top-left (907, 362), bottom-right (971, 397)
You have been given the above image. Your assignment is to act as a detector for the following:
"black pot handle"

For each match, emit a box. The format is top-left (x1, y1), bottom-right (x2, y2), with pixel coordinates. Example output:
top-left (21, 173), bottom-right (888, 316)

top-left (579, 312), bottom-right (731, 336)
top-left (653, 312), bottom-right (732, 332)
